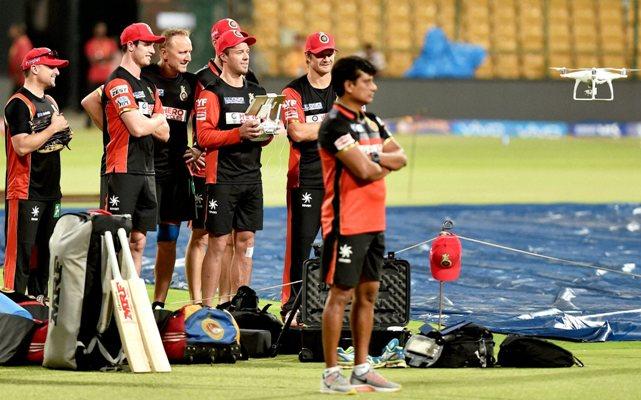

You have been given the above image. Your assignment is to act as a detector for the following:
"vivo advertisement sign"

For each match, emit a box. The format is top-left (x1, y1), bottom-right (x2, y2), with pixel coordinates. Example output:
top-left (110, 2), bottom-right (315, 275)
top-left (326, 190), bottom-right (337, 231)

top-left (570, 122), bottom-right (624, 138)
top-left (451, 120), bottom-right (568, 138)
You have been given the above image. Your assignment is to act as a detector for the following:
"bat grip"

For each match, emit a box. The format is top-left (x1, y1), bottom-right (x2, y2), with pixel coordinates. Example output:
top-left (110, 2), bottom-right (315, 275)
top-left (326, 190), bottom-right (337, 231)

top-left (117, 228), bottom-right (137, 279)
top-left (104, 231), bottom-right (122, 280)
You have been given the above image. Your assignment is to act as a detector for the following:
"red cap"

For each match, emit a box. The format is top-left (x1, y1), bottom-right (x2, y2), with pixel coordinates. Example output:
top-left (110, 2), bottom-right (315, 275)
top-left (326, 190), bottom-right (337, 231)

top-left (211, 18), bottom-right (243, 42)
top-left (120, 23), bottom-right (165, 45)
top-left (215, 30), bottom-right (256, 55)
top-left (305, 32), bottom-right (337, 55)
top-left (429, 233), bottom-right (462, 282)
top-left (21, 48), bottom-right (69, 70)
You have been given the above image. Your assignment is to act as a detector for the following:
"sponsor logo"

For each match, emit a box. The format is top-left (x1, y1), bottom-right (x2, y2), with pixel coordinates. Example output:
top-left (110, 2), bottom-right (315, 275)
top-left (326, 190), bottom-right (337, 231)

top-left (30, 206), bottom-right (40, 221)
top-left (284, 99), bottom-right (297, 108)
top-left (180, 85), bottom-right (188, 101)
top-left (225, 112), bottom-right (247, 125)
top-left (196, 98), bottom-right (208, 107)
top-left (359, 143), bottom-right (383, 155)
top-left (224, 96), bottom-right (245, 105)
top-left (305, 113), bottom-right (326, 123)
top-left (303, 102), bottom-right (323, 112)
top-left (208, 199), bottom-right (218, 214)
top-left (36, 111), bottom-right (51, 118)
top-left (133, 90), bottom-right (146, 99)
top-left (202, 318), bottom-right (225, 340)
top-left (163, 106), bottom-right (187, 122)
top-left (338, 244), bottom-right (353, 264)
top-left (116, 282), bottom-right (133, 320)
top-left (138, 101), bottom-right (151, 116)
top-left (350, 123), bottom-right (366, 133)
top-left (248, 93), bottom-right (255, 104)
top-left (572, 122), bottom-right (622, 138)
top-left (51, 256), bottom-right (62, 323)
top-left (302, 192), bottom-right (312, 208)
top-left (195, 194), bottom-right (203, 207)
top-left (333, 133), bottom-right (356, 151)
top-left (109, 195), bottom-right (120, 211)
top-left (115, 96), bottom-right (131, 108)
top-left (195, 112), bottom-right (207, 121)
top-left (318, 32), bottom-right (330, 43)
top-left (110, 85), bottom-right (129, 97)
top-left (53, 203), bottom-right (61, 218)
top-left (285, 110), bottom-right (299, 120)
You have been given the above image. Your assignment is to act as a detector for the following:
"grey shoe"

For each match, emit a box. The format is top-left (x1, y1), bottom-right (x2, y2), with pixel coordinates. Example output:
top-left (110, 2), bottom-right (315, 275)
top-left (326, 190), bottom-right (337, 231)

top-left (320, 370), bottom-right (357, 395)
top-left (350, 368), bottom-right (402, 393)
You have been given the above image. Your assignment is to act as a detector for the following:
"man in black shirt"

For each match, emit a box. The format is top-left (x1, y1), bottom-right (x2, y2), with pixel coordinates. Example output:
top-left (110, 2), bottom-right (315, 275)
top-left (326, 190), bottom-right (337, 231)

top-left (3, 47), bottom-right (70, 295)
top-left (279, 32), bottom-right (336, 323)
top-left (141, 29), bottom-right (201, 308)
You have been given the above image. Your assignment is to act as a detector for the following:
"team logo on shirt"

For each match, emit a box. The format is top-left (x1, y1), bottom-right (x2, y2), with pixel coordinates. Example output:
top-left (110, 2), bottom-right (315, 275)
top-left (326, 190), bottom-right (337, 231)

top-left (302, 192), bottom-right (312, 208)
top-left (139, 102), bottom-right (151, 116)
top-left (180, 85), bottom-right (188, 101)
top-left (110, 85), bottom-right (129, 97)
top-left (208, 199), bottom-right (218, 214)
top-left (338, 244), bottom-right (353, 263)
top-left (30, 206), bottom-right (40, 221)
top-left (109, 195), bottom-right (120, 210)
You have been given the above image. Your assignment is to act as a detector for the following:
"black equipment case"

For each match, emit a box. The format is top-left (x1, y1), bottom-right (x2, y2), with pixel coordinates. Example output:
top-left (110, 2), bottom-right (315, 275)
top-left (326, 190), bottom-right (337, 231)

top-left (285, 253), bottom-right (411, 362)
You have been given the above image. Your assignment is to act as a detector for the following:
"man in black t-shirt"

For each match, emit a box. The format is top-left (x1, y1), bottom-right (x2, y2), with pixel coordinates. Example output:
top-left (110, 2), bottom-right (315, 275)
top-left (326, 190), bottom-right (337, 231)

top-left (141, 29), bottom-right (202, 309)
top-left (279, 32), bottom-right (337, 323)
top-left (3, 47), bottom-right (70, 296)
top-left (195, 30), bottom-right (280, 306)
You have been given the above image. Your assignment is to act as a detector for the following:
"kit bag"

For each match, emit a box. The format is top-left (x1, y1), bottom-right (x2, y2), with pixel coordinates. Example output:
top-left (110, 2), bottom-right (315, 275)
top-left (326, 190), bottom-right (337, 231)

top-left (497, 335), bottom-right (584, 368)
top-left (157, 305), bottom-right (241, 364)
top-left (220, 286), bottom-right (283, 346)
top-left (43, 212), bottom-right (131, 370)
top-left (0, 292), bottom-right (48, 364)
top-left (406, 322), bottom-right (495, 368)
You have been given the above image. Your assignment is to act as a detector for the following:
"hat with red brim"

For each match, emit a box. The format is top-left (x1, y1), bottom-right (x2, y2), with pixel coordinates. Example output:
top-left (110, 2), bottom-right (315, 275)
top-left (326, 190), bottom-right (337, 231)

top-left (215, 29), bottom-right (256, 55)
top-left (305, 32), bottom-right (337, 55)
top-left (21, 48), bottom-right (69, 70)
top-left (120, 22), bottom-right (165, 45)
top-left (430, 233), bottom-right (462, 282)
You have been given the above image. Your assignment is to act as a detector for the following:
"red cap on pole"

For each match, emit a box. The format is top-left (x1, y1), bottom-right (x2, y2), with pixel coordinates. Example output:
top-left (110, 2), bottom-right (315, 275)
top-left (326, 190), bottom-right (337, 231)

top-left (430, 232), bottom-right (462, 282)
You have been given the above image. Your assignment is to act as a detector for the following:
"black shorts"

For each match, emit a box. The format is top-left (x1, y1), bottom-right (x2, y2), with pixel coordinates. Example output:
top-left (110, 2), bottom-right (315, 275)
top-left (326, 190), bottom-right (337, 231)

top-left (205, 183), bottom-right (263, 235)
top-left (4, 198), bottom-right (60, 295)
top-left (101, 173), bottom-right (157, 232)
top-left (190, 176), bottom-right (207, 230)
top-left (321, 231), bottom-right (385, 288)
top-left (155, 174), bottom-right (197, 223)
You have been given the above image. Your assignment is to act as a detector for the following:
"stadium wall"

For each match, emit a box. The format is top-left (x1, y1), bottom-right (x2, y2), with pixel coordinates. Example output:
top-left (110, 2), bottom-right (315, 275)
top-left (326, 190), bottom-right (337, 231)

top-left (262, 78), bottom-right (641, 122)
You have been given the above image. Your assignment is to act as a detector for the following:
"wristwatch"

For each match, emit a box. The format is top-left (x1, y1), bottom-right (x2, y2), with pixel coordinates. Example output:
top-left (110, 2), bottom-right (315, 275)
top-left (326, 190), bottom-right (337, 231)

top-left (370, 152), bottom-right (381, 164)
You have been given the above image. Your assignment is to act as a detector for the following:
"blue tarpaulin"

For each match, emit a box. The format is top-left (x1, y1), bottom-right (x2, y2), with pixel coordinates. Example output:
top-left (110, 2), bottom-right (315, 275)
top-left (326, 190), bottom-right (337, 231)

top-left (405, 27), bottom-right (487, 79)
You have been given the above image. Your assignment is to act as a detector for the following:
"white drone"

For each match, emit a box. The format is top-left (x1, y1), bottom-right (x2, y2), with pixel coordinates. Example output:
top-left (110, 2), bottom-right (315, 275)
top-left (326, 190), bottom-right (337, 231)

top-left (551, 67), bottom-right (640, 101)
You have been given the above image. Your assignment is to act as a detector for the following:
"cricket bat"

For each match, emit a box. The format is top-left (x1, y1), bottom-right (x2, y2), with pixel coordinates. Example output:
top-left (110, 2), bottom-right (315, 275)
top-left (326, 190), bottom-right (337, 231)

top-left (104, 231), bottom-right (151, 373)
top-left (117, 228), bottom-right (172, 372)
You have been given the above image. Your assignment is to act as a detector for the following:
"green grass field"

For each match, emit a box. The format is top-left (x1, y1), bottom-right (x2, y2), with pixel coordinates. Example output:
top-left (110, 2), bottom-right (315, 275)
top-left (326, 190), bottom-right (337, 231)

top-left (1, 127), bottom-right (640, 398)
top-left (2, 126), bottom-right (641, 205)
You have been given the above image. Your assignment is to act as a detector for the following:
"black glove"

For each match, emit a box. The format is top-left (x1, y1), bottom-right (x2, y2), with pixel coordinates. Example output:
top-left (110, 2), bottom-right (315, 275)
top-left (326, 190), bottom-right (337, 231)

top-left (30, 115), bottom-right (72, 153)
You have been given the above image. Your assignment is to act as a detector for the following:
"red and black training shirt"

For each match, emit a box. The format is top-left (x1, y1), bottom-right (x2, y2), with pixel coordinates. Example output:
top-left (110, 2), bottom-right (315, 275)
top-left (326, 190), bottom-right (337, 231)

top-left (194, 78), bottom-right (268, 185)
top-left (318, 103), bottom-right (392, 236)
top-left (4, 87), bottom-right (61, 200)
top-left (101, 66), bottom-right (162, 176)
top-left (281, 74), bottom-right (335, 189)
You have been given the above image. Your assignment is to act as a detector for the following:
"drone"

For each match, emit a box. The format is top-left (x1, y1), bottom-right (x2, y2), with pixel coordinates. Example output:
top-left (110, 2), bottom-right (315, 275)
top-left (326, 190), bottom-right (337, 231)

top-left (550, 67), bottom-right (640, 101)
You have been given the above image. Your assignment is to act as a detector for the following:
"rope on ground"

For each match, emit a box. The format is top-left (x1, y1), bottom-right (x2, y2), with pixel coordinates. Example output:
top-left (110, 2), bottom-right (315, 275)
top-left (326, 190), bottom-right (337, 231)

top-left (457, 234), bottom-right (641, 279)
top-left (164, 279), bottom-right (303, 307)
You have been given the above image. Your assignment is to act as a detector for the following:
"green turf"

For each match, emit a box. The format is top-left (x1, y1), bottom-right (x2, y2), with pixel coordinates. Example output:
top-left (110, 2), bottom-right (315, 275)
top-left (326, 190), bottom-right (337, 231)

top-left (2, 128), bottom-right (640, 205)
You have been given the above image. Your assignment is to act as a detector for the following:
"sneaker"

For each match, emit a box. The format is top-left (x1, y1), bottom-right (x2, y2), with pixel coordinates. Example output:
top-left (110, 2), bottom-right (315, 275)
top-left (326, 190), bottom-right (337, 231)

top-left (320, 370), bottom-right (357, 395)
top-left (350, 368), bottom-right (401, 393)
top-left (337, 347), bottom-right (385, 369)
top-left (379, 339), bottom-right (408, 368)
top-left (337, 347), bottom-right (355, 368)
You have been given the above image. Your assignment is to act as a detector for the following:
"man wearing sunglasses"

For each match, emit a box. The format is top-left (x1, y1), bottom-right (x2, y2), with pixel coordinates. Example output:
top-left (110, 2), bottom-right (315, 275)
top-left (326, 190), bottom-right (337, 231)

top-left (279, 32), bottom-right (337, 325)
top-left (3, 48), bottom-right (70, 296)
top-left (100, 23), bottom-right (169, 273)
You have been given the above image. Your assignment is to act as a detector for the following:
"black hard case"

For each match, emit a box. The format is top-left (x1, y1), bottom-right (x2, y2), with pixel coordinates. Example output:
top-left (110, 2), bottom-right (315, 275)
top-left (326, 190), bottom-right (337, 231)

top-left (288, 255), bottom-right (411, 362)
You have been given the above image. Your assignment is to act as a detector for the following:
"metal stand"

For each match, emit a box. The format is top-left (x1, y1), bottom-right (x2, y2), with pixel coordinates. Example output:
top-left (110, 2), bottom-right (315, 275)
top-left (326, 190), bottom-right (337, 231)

top-left (437, 281), bottom-right (444, 331)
